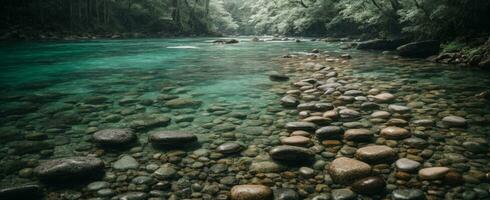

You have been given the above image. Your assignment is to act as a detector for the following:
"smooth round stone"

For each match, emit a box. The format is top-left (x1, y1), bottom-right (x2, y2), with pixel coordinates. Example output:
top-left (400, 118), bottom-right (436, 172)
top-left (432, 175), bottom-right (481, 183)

top-left (344, 129), bottom-right (373, 141)
top-left (299, 167), bottom-right (315, 178)
top-left (395, 158), bottom-right (421, 172)
top-left (148, 131), bottom-right (197, 146)
top-left (371, 111), bottom-right (391, 119)
top-left (380, 127), bottom-right (410, 140)
top-left (355, 145), bottom-right (396, 164)
top-left (339, 108), bottom-right (360, 119)
top-left (462, 141), bottom-right (487, 153)
top-left (392, 189), bottom-right (425, 200)
top-left (273, 188), bottom-right (299, 200)
top-left (290, 130), bottom-right (311, 137)
top-left (315, 126), bottom-right (343, 140)
top-left (250, 161), bottom-right (286, 173)
top-left (280, 136), bottom-right (311, 147)
top-left (323, 110), bottom-right (339, 119)
top-left (281, 95), bottom-right (299, 107)
top-left (230, 185), bottom-right (273, 200)
top-left (351, 176), bottom-right (386, 195)
top-left (403, 137), bottom-right (428, 149)
top-left (92, 129), bottom-right (136, 147)
top-left (113, 192), bottom-right (148, 200)
top-left (418, 167), bottom-right (450, 180)
top-left (412, 119), bottom-right (434, 126)
top-left (302, 116), bottom-right (331, 126)
top-left (373, 93), bottom-right (395, 103)
top-left (87, 181), bottom-right (110, 191)
top-left (331, 188), bottom-right (356, 200)
top-left (269, 145), bottom-right (314, 162)
top-left (0, 184), bottom-right (43, 200)
top-left (285, 122), bottom-right (317, 133)
top-left (113, 155), bottom-right (139, 170)
top-left (329, 157), bottom-right (372, 184)
top-left (34, 157), bottom-right (104, 182)
top-left (216, 142), bottom-right (242, 154)
top-left (154, 165), bottom-right (177, 179)
top-left (388, 105), bottom-right (411, 113)
top-left (442, 116), bottom-right (467, 127)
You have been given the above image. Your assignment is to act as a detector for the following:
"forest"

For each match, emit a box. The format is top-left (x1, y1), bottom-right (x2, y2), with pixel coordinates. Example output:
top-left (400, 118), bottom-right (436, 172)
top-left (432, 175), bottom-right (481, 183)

top-left (1, 0), bottom-right (489, 41)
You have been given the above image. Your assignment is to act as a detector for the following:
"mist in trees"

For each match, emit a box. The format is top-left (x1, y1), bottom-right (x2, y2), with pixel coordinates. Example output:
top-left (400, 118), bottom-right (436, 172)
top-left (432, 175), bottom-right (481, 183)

top-left (1, 0), bottom-right (489, 40)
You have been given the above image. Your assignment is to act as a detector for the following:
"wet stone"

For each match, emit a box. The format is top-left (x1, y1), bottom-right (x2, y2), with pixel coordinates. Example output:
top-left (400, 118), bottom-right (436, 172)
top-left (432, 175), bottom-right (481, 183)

top-left (250, 161), bottom-right (286, 173)
top-left (149, 131), bottom-right (197, 146)
top-left (92, 128), bottom-right (136, 147)
top-left (299, 167), bottom-right (315, 178)
top-left (462, 141), bottom-right (487, 153)
top-left (344, 129), bottom-right (373, 141)
top-left (216, 142), bottom-right (242, 154)
top-left (0, 184), bottom-right (43, 200)
top-left (165, 98), bottom-right (202, 108)
top-left (281, 95), bottom-right (300, 107)
top-left (285, 122), bottom-right (317, 133)
top-left (403, 137), bottom-right (428, 149)
top-left (280, 136), bottom-right (311, 147)
top-left (371, 92), bottom-right (394, 102)
top-left (316, 126), bottom-right (343, 140)
top-left (273, 188), bottom-right (299, 200)
top-left (351, 176), bottom-right (386, 196)
top-left (129, 114), bottom-right (171, 130)
top-left (380, 127), bottom-right (410, 140)
top-left (34, 157), bottom-right (104, 182)
top-left (392, 189), bottom-right (425, 200)
top-left (388, 104), bottom-right (411, 113)
top-left (355, 145), bottom-right (396, 164)
top-left (395, 158), bottom-right (421, 172)
top-left (332, 188), bottom-right (356, 200)
top-left (418, 167), bottom-right (450, 180)
top-left (269, 145), bottom-right (314, 162)
top-left (442, 116), bottom-right (467, 127)
top-left (371, 111), bottom-right (391, 119)
top-left (329, 157), bottom-right (372, 184)
top-left (113, 155), bottom-right (139, 170)
top-left (113, 192), bottom-right (148, 200)
top-left (230, 185), bottom-right (273, 200)
top-left (339, 108), bottom-right (360, 119)
top-left (302, 116), bottom-right (331, 126)
top-left (154, 165), bottom-right (177, 179)
top-left (269, 72), bottom-right (290, 81)
top-left (87, 181), bottom-right (110, 191)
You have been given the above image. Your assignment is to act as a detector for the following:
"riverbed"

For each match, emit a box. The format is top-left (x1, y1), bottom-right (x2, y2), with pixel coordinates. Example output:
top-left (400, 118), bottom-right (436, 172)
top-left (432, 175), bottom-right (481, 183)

top-left (0, 37), bottom-right (489, 200)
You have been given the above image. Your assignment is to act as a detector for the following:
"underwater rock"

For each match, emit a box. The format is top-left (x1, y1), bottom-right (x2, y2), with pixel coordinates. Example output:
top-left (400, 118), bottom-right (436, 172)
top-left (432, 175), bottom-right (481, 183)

top-left (388, 104), bottom-right (411, 113)
top-left (230, 185), bottom-right (273, 200)
top-left (329, 157), bottom-right (372, 184)
top-left (269, 72), bottom-right (290, 82)
top-left (273, 188), bottom-right (299, 200)
top-left (113, 155), bottom-right (139, 170)
top-left (0, 184), bottom-right (43, 200)
top-left (397, 40), bottom-right (440, 58)
top-left (344, 129), bottom-right (373, 142)
top-left (441, 115), bottom-right (467, 127)
top-left (92, 128), bottom-right (136, 147)
top-left (418, 167), bottom-right (450, 180)
top-left (380, 127), bottom-right (411, 140)
top-left (280, 136), bottom-right (311, 147)
top-left (351, 176), bottom-right (386, 195)
top-left (269, 145), bottom-right (314, 162)
top-left (213, 39), bottom-right (239, 44)
top-left (285, 122), bottom-right (317, 133)
top-left (129, 114), bottom-right (171, 130)
top-left (113, 192), bottom-right (148, 200)
top-left (250, 161), bottom-right (286, 173)
top-left (315, 126), bottom-right (343, 140)
top-left (165, 98), bottom-right (202, 109)
top-left (280, 95), bottom-right (299, 107)
top-left (149, 131), bottom-right (197, 146)
top-left (355, 145), bottom-right (396, 164)
top-left (392, 189), bottom-right (425, 200)
top-left (10, 140), bottom-right (54, 155)
top-left (395, 158), bottom-right (421, 172)
top-left (216, 142), bottom-right (242, 154)
top-left (372, 92), bottom-right (395, 103)
top-left (34, 157), bottom-right (104, 182)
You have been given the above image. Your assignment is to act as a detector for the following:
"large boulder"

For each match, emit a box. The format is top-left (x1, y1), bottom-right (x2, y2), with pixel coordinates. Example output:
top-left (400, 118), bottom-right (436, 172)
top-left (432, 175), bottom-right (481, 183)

top-left (148, 131), bottom-right (197, 146)
top-left (34, 157), bottom-right (105, 182)
top-left (397, 40), bottom-right (440, 58)
top-left (357, 39), bottom-right (408, 50)
top-left (329, 157), bottom-right (372, 184)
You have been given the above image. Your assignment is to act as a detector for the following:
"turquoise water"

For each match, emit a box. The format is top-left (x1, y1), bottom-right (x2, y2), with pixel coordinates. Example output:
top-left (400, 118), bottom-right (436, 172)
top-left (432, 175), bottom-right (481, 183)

top-left (1, 37), bottom-right (490, 199)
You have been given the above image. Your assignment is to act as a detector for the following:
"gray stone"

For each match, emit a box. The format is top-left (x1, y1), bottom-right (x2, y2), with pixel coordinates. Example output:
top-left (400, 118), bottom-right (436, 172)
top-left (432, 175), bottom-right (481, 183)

top-left (355, 145), bottom-right (396, 164)
top-left (113, 155), bottom-right (139, 170)
top-left (442, 116), bottom-right (467, 127)
top-left (281, 96), bottom-right (299, 107)
top-left (344, 129), bottom-right (373, 141)
top-left (92, 129), bottom-right (135, 147)
top-left (34, 157), bottom-right (104, 182)
top-left (274, 188), bottom-right (299, 200)
top-left (395, 158), bottom-right (421, 172)
top-left (250, 161), bottom-right (286, 173)
top-left (285, 122), bottom-right (317, 133)
top-left (392, 189), bottom-right (425, 200)
top-left (403, 137), bottom-right (428, 149)
top-left (149, 131), bottom-right (197, 146)
top-left (217, 142), bottom-right (242, 154)
top-left (0, 184), bottom-right (43, 200)
top-left (315, 126), bottom-right (343, 140)
top-left (113, 192), bottom-right (148, 200)
top-left (388, 104), bottom-right (411, 113)
top-left (332, 188), bottom-right (356, 200)
top-left (87, 181), bottom-right (110, 191)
